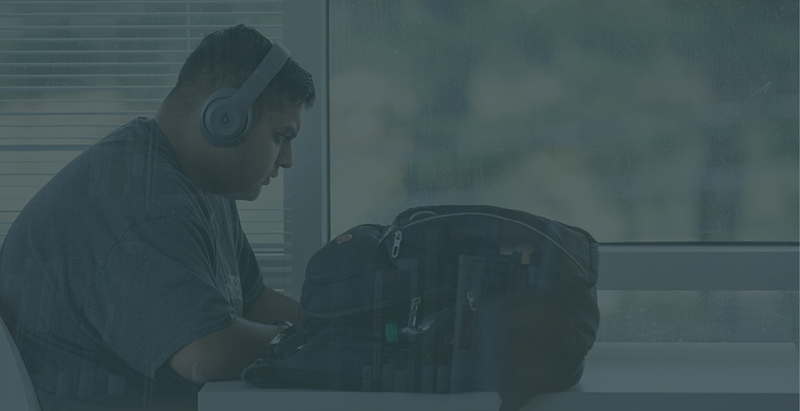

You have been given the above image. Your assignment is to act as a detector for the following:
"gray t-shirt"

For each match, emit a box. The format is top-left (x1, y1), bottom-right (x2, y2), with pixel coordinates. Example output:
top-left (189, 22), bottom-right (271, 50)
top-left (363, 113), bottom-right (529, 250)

top-left (0, 117), bottom-right (266, 410)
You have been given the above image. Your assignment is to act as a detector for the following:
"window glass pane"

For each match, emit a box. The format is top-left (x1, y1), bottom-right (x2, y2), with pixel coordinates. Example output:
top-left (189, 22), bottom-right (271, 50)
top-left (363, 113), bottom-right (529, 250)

top-left (597, 291), bottom-right (798, 344)
top-left (329, 0), bottom-right (799, 242)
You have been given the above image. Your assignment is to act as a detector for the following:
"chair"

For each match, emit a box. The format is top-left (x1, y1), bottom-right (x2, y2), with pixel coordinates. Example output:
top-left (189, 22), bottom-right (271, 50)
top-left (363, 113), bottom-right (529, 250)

top-left (0, 318), bottom-right (41, 411)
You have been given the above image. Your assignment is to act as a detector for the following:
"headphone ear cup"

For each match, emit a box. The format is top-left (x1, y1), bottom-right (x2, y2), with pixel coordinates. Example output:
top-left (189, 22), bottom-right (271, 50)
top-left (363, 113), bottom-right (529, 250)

top-left (198, 87), bottom-right (254, 147)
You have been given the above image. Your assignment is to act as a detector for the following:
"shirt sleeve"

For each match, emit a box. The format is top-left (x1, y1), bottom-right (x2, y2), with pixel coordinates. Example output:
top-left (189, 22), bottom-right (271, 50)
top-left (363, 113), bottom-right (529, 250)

top-left (81, 215), bottom-right (237, 379)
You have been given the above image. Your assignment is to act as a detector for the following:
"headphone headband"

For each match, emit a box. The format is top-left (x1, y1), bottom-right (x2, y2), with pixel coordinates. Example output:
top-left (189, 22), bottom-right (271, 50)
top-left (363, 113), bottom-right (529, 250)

top-left (227, 43), bottom-right (291, 113)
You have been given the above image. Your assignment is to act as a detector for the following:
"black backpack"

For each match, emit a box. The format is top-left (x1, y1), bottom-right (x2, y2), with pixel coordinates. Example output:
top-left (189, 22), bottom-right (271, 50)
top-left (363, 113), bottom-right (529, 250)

top-left (242, 205), bottom-right (599, 397)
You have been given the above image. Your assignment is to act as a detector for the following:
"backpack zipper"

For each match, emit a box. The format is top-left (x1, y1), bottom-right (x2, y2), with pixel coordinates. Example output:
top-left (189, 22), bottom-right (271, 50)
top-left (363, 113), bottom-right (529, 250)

top-left (391, 230), bottom-right (403, 258)
top-left (382, 212), bottom-right (589, 279)
top-left (384, 211), bottom-right (589, 333)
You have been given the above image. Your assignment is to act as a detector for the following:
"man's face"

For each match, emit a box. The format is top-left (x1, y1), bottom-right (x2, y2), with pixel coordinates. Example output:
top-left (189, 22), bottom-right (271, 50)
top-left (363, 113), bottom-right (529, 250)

top-left (214, 101), bottom-right (305, 201)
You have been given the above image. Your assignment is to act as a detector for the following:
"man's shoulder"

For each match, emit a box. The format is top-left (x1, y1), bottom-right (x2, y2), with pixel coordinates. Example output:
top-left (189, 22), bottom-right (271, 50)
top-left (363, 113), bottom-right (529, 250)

top-left (20, 118), bottom-right (207, 233)
top-left (92, 117), bottom-right (182, 171)
top-left (84, 118), bottom-right (193, 197)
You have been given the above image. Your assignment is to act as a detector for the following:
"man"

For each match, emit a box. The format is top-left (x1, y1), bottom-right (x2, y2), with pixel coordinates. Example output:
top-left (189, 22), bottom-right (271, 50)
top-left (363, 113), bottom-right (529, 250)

top-left (0, 24), bottom-right (314, 410)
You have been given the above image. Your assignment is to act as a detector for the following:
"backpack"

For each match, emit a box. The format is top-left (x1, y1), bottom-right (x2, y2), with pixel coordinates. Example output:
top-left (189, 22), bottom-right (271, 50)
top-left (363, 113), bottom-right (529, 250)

top-left (242, 205), bottom-right (600, 396)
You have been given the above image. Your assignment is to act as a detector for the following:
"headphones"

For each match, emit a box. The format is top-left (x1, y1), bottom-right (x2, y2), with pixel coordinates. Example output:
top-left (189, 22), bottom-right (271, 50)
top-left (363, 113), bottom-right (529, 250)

top-left (198, 42), bottom-right (291, 147)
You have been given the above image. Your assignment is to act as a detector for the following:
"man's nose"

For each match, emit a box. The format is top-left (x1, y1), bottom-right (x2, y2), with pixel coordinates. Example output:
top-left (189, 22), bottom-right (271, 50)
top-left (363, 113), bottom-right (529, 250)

top-left (278, 140), bottom-right (293, 169)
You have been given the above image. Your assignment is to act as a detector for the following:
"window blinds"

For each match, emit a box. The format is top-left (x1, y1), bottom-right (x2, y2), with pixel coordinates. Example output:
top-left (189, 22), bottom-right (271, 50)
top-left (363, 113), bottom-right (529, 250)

top-left (0, 0), bottom-right (293, 294)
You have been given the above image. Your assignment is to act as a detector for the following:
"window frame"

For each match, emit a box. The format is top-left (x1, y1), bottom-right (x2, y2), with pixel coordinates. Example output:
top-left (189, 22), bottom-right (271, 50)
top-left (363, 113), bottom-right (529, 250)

top-left (283, 0), bottom-right (330, 299)
top-left (597, 243), bottom-right (799, 291)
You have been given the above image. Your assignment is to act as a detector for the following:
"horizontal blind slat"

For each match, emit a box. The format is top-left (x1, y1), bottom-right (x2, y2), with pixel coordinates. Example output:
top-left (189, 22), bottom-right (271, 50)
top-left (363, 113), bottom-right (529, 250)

top-left (252, 243), bottom-right (292, 250)
top-left (2, 1), bottom-right (280, 3)
top-left (0, 25), bottom-right (281, 30)
top-left (1, 75), bottom-right (178, 79)
top-left (0, 124), bottom-right (132, 127)
top-left (256, 254), bottom-right (292, 261)
top-left (1, 112), bottom-right (158, 116)
top-left (1, 86), bottom-right (173, 90)
top-left (0, 38), bottom-right (232, 42)
top-left (0, 99), bottom-right (164, 103)
top-left (0, 50), bottom-right (203, 54)
top-left (262, 277), bottom-right (292, 286)
top-left (0, 145), bottom-right (92, 151)
top-left (260, 267), bottom-right (292, 274)
top-left (0, 12), bottom-right (281, 17)
top-left (0, 63), bottom-right (183, 67)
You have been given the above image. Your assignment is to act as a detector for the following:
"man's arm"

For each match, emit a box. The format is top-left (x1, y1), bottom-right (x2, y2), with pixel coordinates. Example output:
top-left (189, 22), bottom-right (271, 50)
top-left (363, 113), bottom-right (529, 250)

top-left (245, 287), bottom-right (304, 325)
top-left (168, 287), bottom-right (306, 385)
top-left (168, 317), bottom-right (285, 385)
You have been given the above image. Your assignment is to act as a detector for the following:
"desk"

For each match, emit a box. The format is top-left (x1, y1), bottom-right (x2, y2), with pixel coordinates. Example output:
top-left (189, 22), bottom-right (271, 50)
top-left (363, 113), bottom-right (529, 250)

top-left (198, 342), bottom-right (799, 411)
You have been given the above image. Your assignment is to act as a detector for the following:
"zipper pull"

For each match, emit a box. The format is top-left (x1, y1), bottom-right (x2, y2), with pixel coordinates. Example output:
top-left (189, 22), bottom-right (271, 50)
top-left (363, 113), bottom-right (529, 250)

top-left (467, 291), bottom-right (477, 311)
top-left (402, 296), bottom-right (422, 335)
top-left (408, 296), bottom-right (421, 328)
top-left (391, 230), bottom-right (403, 258)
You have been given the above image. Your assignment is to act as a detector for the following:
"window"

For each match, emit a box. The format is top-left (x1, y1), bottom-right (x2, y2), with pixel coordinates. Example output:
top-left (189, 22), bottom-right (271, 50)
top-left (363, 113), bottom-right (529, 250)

top-left (328, 1), bottom-right (798, 344)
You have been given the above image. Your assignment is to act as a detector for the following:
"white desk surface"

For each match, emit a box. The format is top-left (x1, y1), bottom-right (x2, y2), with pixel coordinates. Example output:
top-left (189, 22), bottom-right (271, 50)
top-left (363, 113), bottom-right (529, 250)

top-left (198, 342), bottom-right (799, 411)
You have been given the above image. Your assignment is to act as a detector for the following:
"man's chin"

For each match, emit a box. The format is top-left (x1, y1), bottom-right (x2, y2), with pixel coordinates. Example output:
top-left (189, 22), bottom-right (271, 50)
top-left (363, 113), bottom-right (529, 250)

top-left (244, 186), bottom-right (262, 201)
top-left (220, 187), bottom-right (261, 202)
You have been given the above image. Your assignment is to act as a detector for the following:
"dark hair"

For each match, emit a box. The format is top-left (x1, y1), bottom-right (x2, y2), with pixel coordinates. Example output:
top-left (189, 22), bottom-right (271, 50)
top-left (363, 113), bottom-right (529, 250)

top-left (168, 24), bottom-right (316, 112)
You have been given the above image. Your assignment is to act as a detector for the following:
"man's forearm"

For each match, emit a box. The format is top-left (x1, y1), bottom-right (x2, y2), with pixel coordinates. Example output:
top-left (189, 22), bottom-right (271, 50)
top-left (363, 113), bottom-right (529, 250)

top-left (169, 317), bottom-right (285, 384)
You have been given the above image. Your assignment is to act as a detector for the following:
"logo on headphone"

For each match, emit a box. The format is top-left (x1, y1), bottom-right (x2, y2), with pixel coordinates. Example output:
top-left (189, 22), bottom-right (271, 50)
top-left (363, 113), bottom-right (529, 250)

top-left (221, 112), bottom-right (230, 125)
